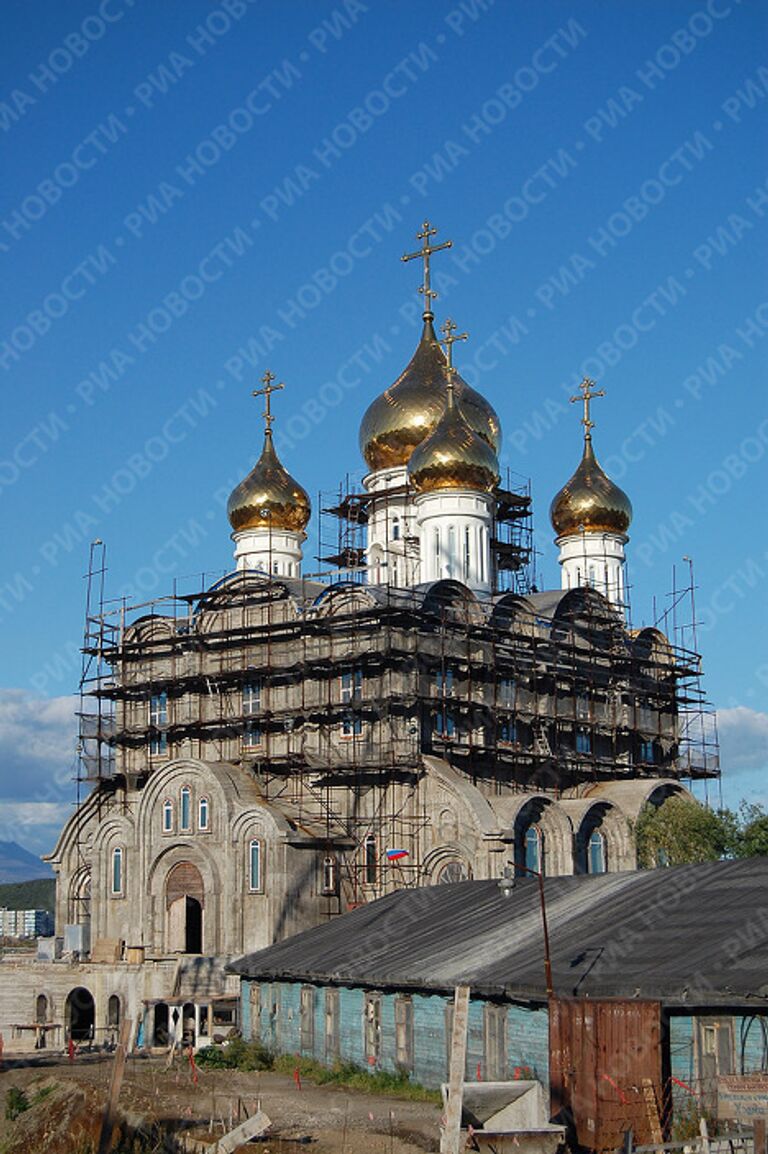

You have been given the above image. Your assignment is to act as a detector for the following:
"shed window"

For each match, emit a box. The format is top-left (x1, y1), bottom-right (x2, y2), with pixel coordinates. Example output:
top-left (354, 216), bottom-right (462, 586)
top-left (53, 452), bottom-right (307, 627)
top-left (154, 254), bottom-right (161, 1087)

top-left (300, 986), bottom-right (315, 1054)
top-left (364, 993), bottom-right (381, 1064)
top-left (484, 1004), bottom-right (508, 1081)
top-left (395, 996), bottom-right (414, 1071)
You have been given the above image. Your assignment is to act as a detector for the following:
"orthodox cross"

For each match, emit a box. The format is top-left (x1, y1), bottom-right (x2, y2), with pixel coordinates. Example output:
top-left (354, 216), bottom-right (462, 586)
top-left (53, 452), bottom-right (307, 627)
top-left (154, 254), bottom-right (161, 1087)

top-left (401, 220), bottom-right (453, 315)
top-left (570, 377), bottom-right (605, 437)
top-left (253, 369), bottom-right (284, 434)
top-left (440, 318), bottom-right (468, 368)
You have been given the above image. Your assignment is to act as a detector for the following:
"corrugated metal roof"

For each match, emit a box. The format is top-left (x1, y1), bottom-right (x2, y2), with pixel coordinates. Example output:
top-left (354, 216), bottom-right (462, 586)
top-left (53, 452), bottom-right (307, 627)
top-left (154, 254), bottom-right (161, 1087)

top-left (227, 859), bottom-right (768, 1007)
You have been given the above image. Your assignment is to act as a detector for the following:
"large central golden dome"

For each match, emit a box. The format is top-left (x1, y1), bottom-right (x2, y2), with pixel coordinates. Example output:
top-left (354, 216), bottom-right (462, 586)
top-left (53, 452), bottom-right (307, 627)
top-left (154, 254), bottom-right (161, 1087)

top-left (359, 317), bottom-right (501, 472)
top-left (550, 436), bottom-right (632, 537)
top-left (227, 432), bottom-right (311, 535)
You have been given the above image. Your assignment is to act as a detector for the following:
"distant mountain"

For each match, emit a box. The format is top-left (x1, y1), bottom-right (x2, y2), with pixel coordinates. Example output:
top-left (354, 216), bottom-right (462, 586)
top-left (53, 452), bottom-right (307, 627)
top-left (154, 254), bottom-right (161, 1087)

top-left (0, 841), bottom-right (53, 884)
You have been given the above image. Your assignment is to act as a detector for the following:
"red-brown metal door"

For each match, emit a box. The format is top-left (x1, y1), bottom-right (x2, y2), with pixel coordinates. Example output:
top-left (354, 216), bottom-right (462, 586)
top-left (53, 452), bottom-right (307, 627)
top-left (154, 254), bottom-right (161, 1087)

top-left (550, 997), bottom-right (662, 1152)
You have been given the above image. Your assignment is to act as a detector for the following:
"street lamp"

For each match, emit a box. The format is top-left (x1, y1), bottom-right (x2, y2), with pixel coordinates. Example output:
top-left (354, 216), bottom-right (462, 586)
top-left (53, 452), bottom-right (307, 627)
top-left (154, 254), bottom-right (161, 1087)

top-left (498, 863), bottom-right (554, 998)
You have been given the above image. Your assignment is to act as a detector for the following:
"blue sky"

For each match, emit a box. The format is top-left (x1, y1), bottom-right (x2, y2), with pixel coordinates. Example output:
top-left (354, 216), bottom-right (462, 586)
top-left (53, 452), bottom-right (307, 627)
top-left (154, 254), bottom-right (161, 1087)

top-left (1, 0), bottom-right (766, 853)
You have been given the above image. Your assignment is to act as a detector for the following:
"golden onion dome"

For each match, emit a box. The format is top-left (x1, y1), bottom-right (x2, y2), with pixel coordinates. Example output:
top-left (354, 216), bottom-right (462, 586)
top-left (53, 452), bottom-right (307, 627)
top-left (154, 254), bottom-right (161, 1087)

top-left (359, 317), bottom-right (501, 472)
top-left (227, 431), bottom-right (311, 535)
top-left (550, 435), bottom-right (632, 537)
top-left (409, 383), bottom-right (500, 494)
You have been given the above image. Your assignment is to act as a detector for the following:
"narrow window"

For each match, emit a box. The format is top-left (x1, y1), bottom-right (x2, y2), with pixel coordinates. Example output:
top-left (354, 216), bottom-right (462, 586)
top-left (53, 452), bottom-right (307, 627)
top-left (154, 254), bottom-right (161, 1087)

top-left (392, 516), bottom-right (400, 541)
top-left (321, 855), bottom-right (338, 895)
top-left (364, 993), bottom-right (381, 1063)
top-left (395, 996), bottom-right (414, 1071)
top-left (243, 679), bottom-right (262, 748)
top-left (108, 995), bottom-right (121, 1029)
top-left (300, 986), bottom-right (315, 1053)
top-left (325, 989), bottom-right (339, 1060)
top-left (111, 847), bottom-right (123, 895)
top-left (499, 678), bottom-right (515, 707)
top-left (576, 728), bottom-right (591, 754)
top-left (464, 525), bottom-right (471, 580)
top-left (198, 796), bottom-right (209, 831)
top-left (640, 738), bottom-right (655, 763)
top-left (364, 835), bottom-right (377, 885)
top-left (341, 669), bottom-right (363, 737)
top-left (180, 786), bottom-right (191, 831)
top-left (162, 798), bottom-right (173, 833)
top-left (434, 527), bottom-right (440, 560)
top-left (447, 525), bottom-right (455, 578)
top-left (249, 839), bottom-right (262, 891)
top-left (588, 830), bottom-right (607, 875)
top-left (499, 718), bottom-right (517, 745)
top-left (149, 691), bottom-right (168, 756)
top-left (524, 825), bottom-right (542, 875)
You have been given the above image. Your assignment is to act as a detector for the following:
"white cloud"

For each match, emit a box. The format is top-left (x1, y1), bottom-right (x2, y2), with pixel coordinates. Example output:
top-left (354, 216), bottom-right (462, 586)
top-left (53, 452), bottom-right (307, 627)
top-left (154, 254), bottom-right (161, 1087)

top-left (0, 689), bottom-right (78, 803)
top-left (717, 707), bottom-right (768, 771)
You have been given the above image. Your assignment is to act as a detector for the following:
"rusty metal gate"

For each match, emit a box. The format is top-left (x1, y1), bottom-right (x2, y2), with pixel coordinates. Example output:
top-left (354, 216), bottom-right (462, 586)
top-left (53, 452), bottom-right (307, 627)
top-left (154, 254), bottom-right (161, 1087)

top-left (550, 997), bottom-right (663, 1152)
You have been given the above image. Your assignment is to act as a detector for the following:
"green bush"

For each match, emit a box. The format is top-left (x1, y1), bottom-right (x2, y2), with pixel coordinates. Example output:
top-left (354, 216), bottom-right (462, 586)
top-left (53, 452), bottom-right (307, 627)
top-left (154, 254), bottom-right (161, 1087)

top-left (272, 1054), bottom-right (440, 1101)
top-left (4, 1087), bottom-right (29, 1121)
top-left (195, 1037), bottom-right (273, 1071)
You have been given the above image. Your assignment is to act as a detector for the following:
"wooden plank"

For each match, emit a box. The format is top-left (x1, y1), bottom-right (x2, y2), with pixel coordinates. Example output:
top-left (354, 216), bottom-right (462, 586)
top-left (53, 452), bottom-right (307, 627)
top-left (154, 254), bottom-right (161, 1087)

top-left (216, 1109), bottom-right (271, 1153)
top-left (440, 985), bottom-right (470, 1154)
top-left (96, 1017), bottom-right (133, 1154)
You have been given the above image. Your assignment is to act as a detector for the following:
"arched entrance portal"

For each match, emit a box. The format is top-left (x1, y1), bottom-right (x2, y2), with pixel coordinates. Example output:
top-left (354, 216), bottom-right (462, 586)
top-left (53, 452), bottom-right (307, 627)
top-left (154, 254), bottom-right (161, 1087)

top-left (66, 987), bottom-right (95, 1042)
top-left (166, 862), bottom-right (204, 953)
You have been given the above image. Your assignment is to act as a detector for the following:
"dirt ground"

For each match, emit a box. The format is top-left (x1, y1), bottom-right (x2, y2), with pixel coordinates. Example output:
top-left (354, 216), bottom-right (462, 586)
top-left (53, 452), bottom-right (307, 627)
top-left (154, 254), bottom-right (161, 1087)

top-left (0, 1048), bottom-right (442, 1153)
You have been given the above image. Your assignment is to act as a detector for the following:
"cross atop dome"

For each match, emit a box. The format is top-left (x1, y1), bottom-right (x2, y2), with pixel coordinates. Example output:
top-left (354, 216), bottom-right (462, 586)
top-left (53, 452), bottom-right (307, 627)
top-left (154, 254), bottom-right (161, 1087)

top-left (401, 220), bottom-right (453, 319)
top-left (253, 369), bottom-right (284, 435)
top-left (439, 317), bottom-right (468, 370)
top-left (570, 377), bottom-right (605, 440)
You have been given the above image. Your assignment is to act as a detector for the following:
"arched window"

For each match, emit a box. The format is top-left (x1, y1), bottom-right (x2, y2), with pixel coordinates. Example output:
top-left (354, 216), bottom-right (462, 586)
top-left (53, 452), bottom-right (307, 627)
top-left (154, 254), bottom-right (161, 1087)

top-left (198, 796), bottom-right (209, 831)
top-left (162, 799), bottom-right (173, 833)
top-left (111, 847), bottom-right (123, 896)
top-left (249, 839), bottom-right (262, 891)
top-left (180, 786), bottom-right (191, 832)
top-left (35, 994), bottom-right (48, 1024)
top-left (524, 826), bottom-right (542, 875)
top-left (364, 835), bottom-right (377, 885)
top-left (108, 994), bottom-right (121, 1029)
top-left (392, 517), bottom-right (400, 542)
top-left (321, 855), bottom-right (338, 895)
top-left (588, 830), bottom-right (607, 875)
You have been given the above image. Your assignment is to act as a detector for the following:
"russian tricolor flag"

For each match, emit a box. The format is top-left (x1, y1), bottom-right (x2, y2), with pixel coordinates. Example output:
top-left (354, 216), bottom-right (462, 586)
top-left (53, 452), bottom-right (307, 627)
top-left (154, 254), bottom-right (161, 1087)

top-left (385, 848), bottom-right (409, 862)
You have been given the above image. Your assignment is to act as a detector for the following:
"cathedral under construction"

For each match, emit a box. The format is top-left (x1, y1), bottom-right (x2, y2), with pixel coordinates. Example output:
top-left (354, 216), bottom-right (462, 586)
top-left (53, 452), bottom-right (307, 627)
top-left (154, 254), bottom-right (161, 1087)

top-left (8, 222), bottom-right (718, 1052)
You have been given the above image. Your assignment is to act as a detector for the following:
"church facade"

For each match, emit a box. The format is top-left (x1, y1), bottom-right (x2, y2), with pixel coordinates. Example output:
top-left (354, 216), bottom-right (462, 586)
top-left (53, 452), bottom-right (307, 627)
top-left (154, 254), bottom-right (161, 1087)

top-left (17, 222), bottom-right (717, 1052)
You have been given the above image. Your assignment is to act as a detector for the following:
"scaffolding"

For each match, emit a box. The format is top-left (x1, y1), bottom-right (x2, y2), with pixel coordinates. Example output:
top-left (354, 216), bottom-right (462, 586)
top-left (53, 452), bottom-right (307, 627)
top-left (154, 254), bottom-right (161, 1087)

top-left (75, 539), bottom-right (720, 911)
top-left (317, 466), bottom-right (535, 594)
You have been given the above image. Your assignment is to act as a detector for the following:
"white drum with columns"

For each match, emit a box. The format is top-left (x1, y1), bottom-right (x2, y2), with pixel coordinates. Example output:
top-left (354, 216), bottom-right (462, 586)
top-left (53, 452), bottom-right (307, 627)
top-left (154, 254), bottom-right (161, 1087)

top-left (364, 466), bottom-right (419, 587)
top-left (555, 530), bottom-right (627, 608)
top-left (233, 527), bottom-right (305, 578)
top-left (415, 489), bottom-right (494, 592)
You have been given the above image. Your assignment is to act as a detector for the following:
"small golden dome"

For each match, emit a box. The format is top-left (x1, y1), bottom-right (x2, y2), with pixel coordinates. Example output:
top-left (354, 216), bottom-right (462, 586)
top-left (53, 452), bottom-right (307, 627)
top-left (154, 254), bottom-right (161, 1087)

top-left (359, 317), bottom-right (501, 472)
top-left (227, 432), bottom-right (311, 534)
top-left (550, 436), bottom-right (632, 537)
top-left (409, 385), bottom-right (500, 494)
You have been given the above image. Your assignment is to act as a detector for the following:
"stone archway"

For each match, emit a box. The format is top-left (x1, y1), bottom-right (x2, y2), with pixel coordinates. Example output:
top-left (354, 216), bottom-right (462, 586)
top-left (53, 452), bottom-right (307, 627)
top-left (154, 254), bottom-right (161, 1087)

top-left (66, 986), bottom-right (95, 1042)
top-left (166, 862), bottom-right (204, 954)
